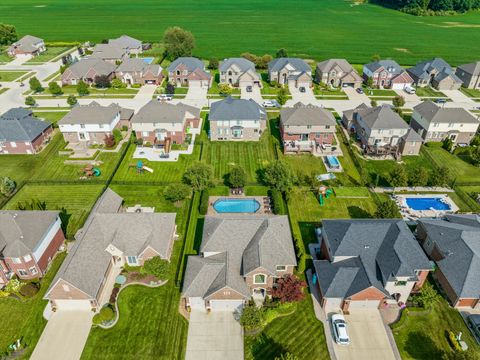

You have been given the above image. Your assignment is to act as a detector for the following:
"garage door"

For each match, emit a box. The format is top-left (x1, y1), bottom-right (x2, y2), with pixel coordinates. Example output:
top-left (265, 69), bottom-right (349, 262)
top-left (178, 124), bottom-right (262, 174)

top-left (348, 300), bottom-right (380, 309)
top-left (391, 83), bottom-right (406, 90)
top-left (189, 80), bottom-right (202, 88)
top-left (54, 300), bottom-right (92, 311)
top-left (210, 300), bottom-right (244, 312)
top-left (189, 297), bottom-right (206, 311)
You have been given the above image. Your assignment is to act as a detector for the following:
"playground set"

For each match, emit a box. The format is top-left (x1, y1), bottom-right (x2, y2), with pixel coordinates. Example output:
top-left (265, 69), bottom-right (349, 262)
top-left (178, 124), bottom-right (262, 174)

top-left (318, 185), bottom-right (333, 206)
top-left (129, 160), bottom-right (154, 174)
top-left (82, 165), bottom-right (101, 177)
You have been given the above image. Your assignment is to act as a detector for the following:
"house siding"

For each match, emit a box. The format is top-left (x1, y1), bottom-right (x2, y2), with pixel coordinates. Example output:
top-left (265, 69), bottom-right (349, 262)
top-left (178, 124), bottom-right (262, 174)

top-left (0, 126), bottom-right (53, 155)
top-left (36, 228), bottom-right (65, 273)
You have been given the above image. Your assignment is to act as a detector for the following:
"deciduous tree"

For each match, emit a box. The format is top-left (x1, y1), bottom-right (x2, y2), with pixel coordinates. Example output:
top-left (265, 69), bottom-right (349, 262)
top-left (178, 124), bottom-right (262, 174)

top-left (163, 27), bottom-right (195, 60)
top-left (227, 166), bottom-right (247, 188)
top-left (374, 199), bottom-right (399, 218)
top-left (164, 184), bottom-right (191, 203)
top-left (183, 162), bottom-right (213, 191)
top-left (29, 76), bottom-right (43, 93)
top-left (271, 274), bottom-right (306, 303)
top-left (77, 80), bottom-right (90, 96)
top-left (0, 23), bottom-right (17, 45)
top-left (263, 160), bottom-right (297, 193)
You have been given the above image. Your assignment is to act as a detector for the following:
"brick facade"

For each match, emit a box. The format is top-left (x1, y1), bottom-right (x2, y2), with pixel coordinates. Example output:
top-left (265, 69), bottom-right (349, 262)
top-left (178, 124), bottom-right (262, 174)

top-left (0, 126), bottom-right (53, 155)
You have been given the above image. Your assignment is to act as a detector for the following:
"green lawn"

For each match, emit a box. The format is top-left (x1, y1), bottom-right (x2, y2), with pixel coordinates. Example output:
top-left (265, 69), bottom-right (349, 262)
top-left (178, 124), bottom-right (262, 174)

top-left (3, 184), bottom-right (104, 238)
top-left (0, 71), bottom-right (28, 82)
top-left (32, 85), bottom-right (139, 97)
top-left (33, 111), bottom-right (69, 124)
top-left (313, 84), bottom-right (347, 97)
top-left (245, 297), bottom-right (328, 360)
top-left (364, 88), bottom-right (397, 97)
top-left (207, 71), bottom-right (241, 95)
top-left (0, 252), bottom-right (66, 359)
top-left (0, 47), bottom-right (12, 63)
top-left (25, 46), bottom-right (71, 63)
top-left (414, 86), bottom-right (447, 98)
top-left (460, 87), bottom-right (480, 98)
top-left (283, 154), bottom-right (327, 179)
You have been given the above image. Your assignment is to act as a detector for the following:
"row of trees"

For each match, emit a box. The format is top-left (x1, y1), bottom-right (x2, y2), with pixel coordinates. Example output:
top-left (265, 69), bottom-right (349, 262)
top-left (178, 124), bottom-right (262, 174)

top-left (372, 0), bottom-right (480, 14)
top-left (386, 164), bottom-right (452, 188)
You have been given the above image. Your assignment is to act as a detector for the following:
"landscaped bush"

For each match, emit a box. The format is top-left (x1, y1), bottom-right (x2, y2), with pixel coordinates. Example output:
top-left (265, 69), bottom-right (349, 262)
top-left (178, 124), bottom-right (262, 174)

top-left (448, 330), bottom-right (463, 352)
top-left (112, 129), bottom-right (123, 143)
top-left (199, 189), bottom-right (209, 215)
top-left (269, 189), bottom-right (286, 215)
top-left (239, 302), bottom-right (264, 330)
top-left (271, 274), bottom-right (306, 303)
top-left (109, 287), bottom-right (120, 304)
top-left (131, 84), bottom-right (141, 88)
top-left (142, 256), bottom-right (170, 280)
top-left (93, 305), bottom-right (115, 325)
top-left (19, 282), bottom-right (40, 298)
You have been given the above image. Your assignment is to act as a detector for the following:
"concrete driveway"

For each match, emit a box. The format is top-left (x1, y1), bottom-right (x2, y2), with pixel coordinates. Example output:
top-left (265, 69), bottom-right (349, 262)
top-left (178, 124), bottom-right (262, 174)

top-left (185, 85), bottom-right (208, 108)
top-left (343, 86), bottom-right (370, 103)
top-left (31, 310), bottom-right (93, 360)
top-left (240, 85), bottom-right (263, 103)
top-left (330, 309), bottom-right (396, 360)
top-left (185, 310), bottom-right (243, 360)
top-left (394, 89), bottom-right (420, 103)
top-left (287, 83), bottom-right (316, 105)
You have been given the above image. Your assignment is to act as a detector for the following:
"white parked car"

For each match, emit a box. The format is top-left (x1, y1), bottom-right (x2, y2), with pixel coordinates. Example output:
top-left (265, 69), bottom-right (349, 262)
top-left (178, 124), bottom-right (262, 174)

top-left (331, 314), bottom-right (350, 345)
top-left (262, 100), bottom-right (280, 108)
top-left (157, 94), bottom-right (172, 101)
top-left (404, 86), bottom-right (416, 94)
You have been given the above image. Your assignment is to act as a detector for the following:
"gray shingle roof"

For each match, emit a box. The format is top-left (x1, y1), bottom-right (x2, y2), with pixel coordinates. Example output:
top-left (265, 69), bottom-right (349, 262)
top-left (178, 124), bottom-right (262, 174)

top-left (58, 102), bottom-right (121, 125)
top-left (280, 102), bottom-right (336, 127)
top-left (183, 215), bottom-right (297, 299)
top-left (402, 128), bottom-right (423, 143)
top-left (357, 105), bottom-right (408, 130)
top-left (0, 108), bottom-right (51, 142)
top-left (167, 57), bottom-right (205, 72)
top-left (457, 62), bottom-right (480, 76)
top-left (209, 97), bottom-right (266, 122)
top-left (316, 59), bottom-right (354, 73)
top-left (116, 58), bottom-right (161, 74)
top-left (407, 58), bottom-right (462, 84)
top-left (8, 35), bottom-right (43, 53)
top-left (66, 58), bottom-right (116, 78)
top-left (268, 58), bottom-right (311, 73)
top-left (132, 101), bottom-right (200, 124)
top-left (342, 103), bottom-right (370, 122)
top-left (364, 60), bottom-right (404, 75)
top-left (91, 44), bottom-right (127, 60)
top-left (419, 215), bottom-right (480, 298)
top-left (0, 211), bottom-right (59, 258)
top-left (219, 58), bottom-right (255, 72)
top-left (108, 35), bottom-right (142, 50)
top-left (413, 101), bottom-right (479, 124)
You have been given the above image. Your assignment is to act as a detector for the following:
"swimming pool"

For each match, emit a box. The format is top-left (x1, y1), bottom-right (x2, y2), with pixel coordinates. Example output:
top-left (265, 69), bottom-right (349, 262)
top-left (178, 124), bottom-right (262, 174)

top-left (326, 155), bottom-right (340, 169)
top-left (405, 197), bottom-right (451, 211)
top-left (142, 57), bottom-right (155, 64)
top-left (213, 199), bottom-right (260, 213)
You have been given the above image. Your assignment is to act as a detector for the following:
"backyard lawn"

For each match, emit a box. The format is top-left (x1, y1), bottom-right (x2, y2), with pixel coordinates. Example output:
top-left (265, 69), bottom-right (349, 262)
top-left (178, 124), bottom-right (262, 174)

top-left (0, 252), bottom-right (66, 360)
top-left (460, 87), bottom-right (480, 99)
top-left (414, 86), bottom-right (448, 98)
top-left (0, 71), bottom-right (28, 82)
top-left (33, 111), bottom-right (69, 124)
top-left (25, 46), bottom-right (72, 63)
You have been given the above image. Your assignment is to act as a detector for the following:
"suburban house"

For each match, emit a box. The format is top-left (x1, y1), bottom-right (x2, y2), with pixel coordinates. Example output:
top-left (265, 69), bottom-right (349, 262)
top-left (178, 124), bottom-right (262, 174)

top-left (209, 97), bottom-right (266, 141)
top-left (347, 104), bottom-right (423, 156)
top-left (219, 58), bottom-right (262, 88)
top-left (363, 60), bottom-right (413, 89)
top-left (7, 35), bottom-right (46, 57)
top-left (455, 62), bottom-right (480, 89)
top-left (407, 58), bottom-right (462, 90)
top-left (417, 214), bottom-right (480, 309)
top-left (268, 58), bottom-right (312, 88)
top-left (108, 35), bottom-right (143, 55)
top-left (315, 59), bottom-right (362, 88)
top-left (0, 210), bottom-right (65, 287)
top-left (90, 43), bottom-right (128, 63)
top-left (313, 219), bottom-right (431, 312)
top-left (58, 102), bottom-right (133, 147)
top-left (132, 101), bottom-right (200, 150)
top-left (115, 58), bottom-right (163, 85)
top-left (0, 108), bottom-right (53, 154)
top-left (410, 101), bottom-right (479, 145)
top-left (182, 215), bottom-right (297, 311)
top-left (341, 103), bottom-right (370, 130)
top-left (61, 58), bottom-right (116, 86)
top-left (167, 57), bottom-right (212, 88)
top-left (44, 189), bottom-right (178, 311)
top-left (280, 102), bottom-right (336, 154)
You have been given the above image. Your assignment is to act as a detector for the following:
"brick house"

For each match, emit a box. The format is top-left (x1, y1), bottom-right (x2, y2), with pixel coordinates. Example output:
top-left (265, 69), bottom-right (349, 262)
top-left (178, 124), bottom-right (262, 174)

top-left (90, 43), bottom-right (128, 64)
top-left (280, 102), bottom-right (336, 154)
top-left (182, 215), bottom-right (297, 311)
top-left (363, 60), bottom-right (413, 89)
top-left (268, 58), bottom-right (312, 88)
top-left (407, 58), bottom-right (462, 90)
top-left (209, 97), bottom-right (266, 141)
top-left (0, 108), bottom-right (53, 154)
top-left (219, 58), bottom-right (262, 88)
top-left (108, 35), bottom-right (143, 55)
top-left (132, 101), bottom-right (200, 150)
top-left (167, 57), bottom-right (212, 88)
top-left (61, 58), bottom-right (116, 86)
top-left (7, 35), bottom-right (46, 57)
top-left (455, 62), bottom-right (480, 89)
top-left (44, 189), bottom-right (178, 311)
top-left (315, 59), bottom-right (362, 88)
top-left (313, 219), bottom-right (431, 313)
top-left (0, 210), bottom-right (65, 287)
top-left (417, 214), bottom-right (480, 309)
top-left (115, 58), bottom-right (163, 85)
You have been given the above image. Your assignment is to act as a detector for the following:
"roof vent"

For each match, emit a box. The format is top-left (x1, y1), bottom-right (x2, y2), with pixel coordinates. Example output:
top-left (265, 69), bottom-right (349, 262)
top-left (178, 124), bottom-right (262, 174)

top-left (20, 235), bottom-right (24, 239)
top-left (364, 245), bottom-right (370, 249)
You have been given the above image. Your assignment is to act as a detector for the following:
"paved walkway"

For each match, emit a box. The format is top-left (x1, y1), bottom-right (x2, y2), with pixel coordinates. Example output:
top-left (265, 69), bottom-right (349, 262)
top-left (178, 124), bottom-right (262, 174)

top-left (372, 186), bottom-right (454, 193)
top-left (185, 310), bottom-right (243, 360)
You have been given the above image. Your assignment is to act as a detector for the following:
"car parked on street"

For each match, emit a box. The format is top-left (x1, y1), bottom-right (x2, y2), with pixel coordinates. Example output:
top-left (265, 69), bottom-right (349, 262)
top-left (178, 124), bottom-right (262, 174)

top-left (331, 314), bottom-right (350, 345)
top-left (435, 98), bottom-right (447, 104)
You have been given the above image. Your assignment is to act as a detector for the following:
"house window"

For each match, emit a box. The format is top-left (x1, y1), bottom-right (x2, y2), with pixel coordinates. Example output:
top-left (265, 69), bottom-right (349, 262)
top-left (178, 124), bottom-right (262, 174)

top-left (80, 124), bottom-right (85, 129)
top-left (276, 265), bottom-right (287, 271)
top-left (254, 274), bottom-right (266, 284)
top-left (433, 123), bottom-right (439, 128)
top-left (18, 269), bottom-right (28, 276)
top-left (12, 258), bottom-right (21, 264)
top-left (127, 256), bottom-right (138, 266)
top-left (79, 133), bottom-right (86, 140)
top-left (29, 266), bottom-right (38, 275)
top-left (0, 141), bottom-right (4, 147)
top-left (325, 125), bottom-right (330, 129)
top-left (99, 124), bottom-right (104, 129)
top-left (142, 131), bottom-right (149, 137)
top-left (176, 70), bottom-right (180, 76)
top-left (448, 123), bottom-right (454, 128)
top-left (307, 125), bottom-right (312, 129)
top-left (23, 255), bottom-right (32, 262)
top-left (10, 142), bottom-right (17, 148)
top-left (394, 280), bottom-right (407, 286)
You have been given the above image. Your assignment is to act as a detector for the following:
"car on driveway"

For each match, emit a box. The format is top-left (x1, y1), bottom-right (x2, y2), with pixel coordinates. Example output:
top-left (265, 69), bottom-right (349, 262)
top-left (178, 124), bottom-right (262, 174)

top-left (246, 85), bottom-right (252, 93)
top-left (262, 100), bottom-right (280, 108)
top-left (435, 98), bottom-right (447, 104)
top-left (157, 94), bottom-right (172, 101)
top-left (356, 88), bottom-right (364, 94)
top-left (404, 86), bottom-right (416, 94)
top-left (331, 314), bottom-right (350, 345)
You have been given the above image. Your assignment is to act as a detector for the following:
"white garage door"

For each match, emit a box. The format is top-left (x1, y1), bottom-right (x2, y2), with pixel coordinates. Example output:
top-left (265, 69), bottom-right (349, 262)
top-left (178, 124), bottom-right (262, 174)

top-left (189, 297), bottom-right (206, 311)
top-left (55, 300), bottom-right (92, 311)
top-left (189, 80), bottom-right (202, 88)
top-left (348, 300), bottom-right (380, 309)
top-left (210, 300), bottom-right (244, 312)
top-left (391, 83), bottom-right (406, 90)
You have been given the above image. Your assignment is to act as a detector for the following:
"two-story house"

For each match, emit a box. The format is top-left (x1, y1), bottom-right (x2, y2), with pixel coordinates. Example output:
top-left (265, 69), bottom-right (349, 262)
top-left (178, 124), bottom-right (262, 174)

top-left (209, 97), bottom-right (266, 141)
top-left (411, 101), bottom-right (479, 145)
top-left (61, 58), bottom-right (116, 86)
top-left (0, 108), bottom-right (53, 154)
top-left (363, 60), bottom-right (413, 89)
top-left (7, 35), bottom-right (46, 57)
top-left (350, 104), bottom-right (422, 156)
top-left (45, 189), bottom-right (178, 311)
top-left (407, 58), bottom-right (462, 90)
top-left (58, 102), bottom-right (133, 147)
top-left (0, 210), bottom-right (65, 287)
top-left (115, 58), bottom-right (163, 85)
top-left (280, 102), bottom-right (336, 154)
top-left (268, 58), bottom-right (312, 88)
top-left (313, 219), bottom-right (431, 313)
top-left (315, 59), bottom-right (362, 88)
top-left (219, 58), bottom-right (262, 88)
top-left (167, 57), bottom-right (212, 88)
top-left (182, 215), bottom-right (297, 311)
top-left (417, 214), bottom-right (480, 309)
top-left (455, 62), bottom-right (480, 89)
top-left (131, 101), bottom-right (200, 150)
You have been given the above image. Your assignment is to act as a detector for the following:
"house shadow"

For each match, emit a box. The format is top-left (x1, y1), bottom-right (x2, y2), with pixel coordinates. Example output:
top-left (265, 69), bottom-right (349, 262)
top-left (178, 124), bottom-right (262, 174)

top-left (193, 218), bottom-right (205, 253)
top-left (404, 331), bottom-right (443, 360)
top-left (347, 206), bottom-right (372, 219)
top-left (250, 333), bottom-right (289, 360)
top-left (58, 207), bottom-right (72, 237)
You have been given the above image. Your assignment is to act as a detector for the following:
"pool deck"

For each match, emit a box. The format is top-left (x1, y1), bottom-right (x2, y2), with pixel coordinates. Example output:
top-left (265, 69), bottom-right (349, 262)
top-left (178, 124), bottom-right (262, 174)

top-left (392, 194), bottom-right (459, 221)
top-left (207, 195), bottom-right (271, 215)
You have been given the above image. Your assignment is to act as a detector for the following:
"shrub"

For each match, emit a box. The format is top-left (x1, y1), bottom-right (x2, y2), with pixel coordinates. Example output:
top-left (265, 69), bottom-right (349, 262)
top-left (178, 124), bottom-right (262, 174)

top-left (208, 57), bottom-right (218, 69)
top-left (199, 189), bottom-right (209, 215)
top-left (131, 83), bottom-right (141, 88)
top-left (48, 81), bottom-right (63, 95)
top-left (25, 96), bottom-right (36, 107)
top-left (77, 80), bottom-right (90, 96)
top-left (5, 279), bottom-right (23, 294)
top-left (269, 189), bottom-right (286, 215)
top-left (112, 128), bottom-right (123, 143)
top-left (67, 94), bottom-right (77, 106)
top-left (271, 274), bottom-right (306, 303)
top-left (448, 331), bottom-right (463, 352)
top-left (0, 176), bottom-right (16, 196)
top-left (239, 302), bottom-right (264, 330)
top-left (121, 125), bottom-right (128, 132)
top-left (29, 76), bottom-right (43, 93)
top-left (164, 184), bottom-right (190, 203)
top-left (142, 256), bottom-right (170, 280)
top-left (109, 287), bottom-right (120, 304)
top-left (111, 78), bottom-right (124, 89)
top-left (93, 305), bottom-right (115, 325)
top-left (104, 134), bottom-right (115, 147)
top-left (19, 282), bottom-right (40, 298)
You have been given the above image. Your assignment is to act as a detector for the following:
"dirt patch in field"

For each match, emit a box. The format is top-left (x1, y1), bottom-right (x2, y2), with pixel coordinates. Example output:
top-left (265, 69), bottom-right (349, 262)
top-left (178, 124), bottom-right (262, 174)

top-left (34, 5), bottom-right (47, 7)
top-left (418, 21), bottom-right (480, 28)
top-left (394, 48), bottom-right (412, 54)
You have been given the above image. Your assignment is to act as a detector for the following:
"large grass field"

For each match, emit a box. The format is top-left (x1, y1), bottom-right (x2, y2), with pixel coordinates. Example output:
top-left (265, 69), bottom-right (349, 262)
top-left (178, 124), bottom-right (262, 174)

top-left (2, 0), bottom-right (480, 64)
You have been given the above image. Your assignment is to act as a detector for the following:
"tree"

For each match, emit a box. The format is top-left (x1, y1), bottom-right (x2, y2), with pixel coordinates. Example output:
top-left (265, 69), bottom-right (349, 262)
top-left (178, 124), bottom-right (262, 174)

top-left (277, 86), bottom-right (288, 106)
top-left (0, 24), bottom-right (17, 45)
top-left (371, 54), bottom-right (381, 62)
top-left (164, 184), bottom-right (191, 203)
top-left (25, 96), bottom-right (36, 107)
top-left (183, 162), bottom-right (213, 191)
top-left (111, 78), bottom-right (124, 89)
top-left (208, 57), bottom-right (218, 69)
top-left (271, 274), bottom-right (306, 303)
top-left (416, 282), bottom-right (439, 308)
top-left (276, 48), bottom-right (288, 58)
top-left (48, 81), bottom-right (63, 95)
top-left (163, 26), bottom-right (195, 60)
top-left (263, 160), bottom-right (297, 193)
top-left (375, 199), bottom-right (399, 218)
top-left (104, 134), bottom-right (115, 147)
top-left (165, 83), bottom-right (175, 95)
top-left (0, 176), bottom-right (16, 196)
top-left (409, 166), bottom-right (429, 186)
top-left (471, 146), bottom-right (480, 166)
top-left (77, 80), bottom-right (90, 96)
top-left (429, 166), bottom-right (452, 187)
top-left (29, 76), bottom-right (43, 93)
top-left (142, 256), bottom-right (170, 280)
top-left (370, 99), bottom-right (378, 107)
top-left (256, 54), bottom-right (273, 69)
top-left (442, 137), bottom-right (453, 152)
top-left (218, 83), bottom-right (233, 95)
top-left (67, 94), bottom-right (77, 106)
top-left (366, 76), bottom-right (374, 89)
top-left (95, 75), bottom-right (111, 88)
top-left (239, 302), bottom-right (264, 330)
top-left (388, 165), bottom-right (408, 187)
top-left (227, 166), bottom-right (247, 188)
top-left (392, 95), bottom-right (405, 108)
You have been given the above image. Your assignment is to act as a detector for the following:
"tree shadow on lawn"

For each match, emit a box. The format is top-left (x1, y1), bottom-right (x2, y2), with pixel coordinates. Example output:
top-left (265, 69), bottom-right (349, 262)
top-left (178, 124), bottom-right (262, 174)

top-left (404, 331), bottom-right (444, 360)
top-left (250, 333), bottom-right (289, 360)
top-left (347, 206), bottom-right (372, 219)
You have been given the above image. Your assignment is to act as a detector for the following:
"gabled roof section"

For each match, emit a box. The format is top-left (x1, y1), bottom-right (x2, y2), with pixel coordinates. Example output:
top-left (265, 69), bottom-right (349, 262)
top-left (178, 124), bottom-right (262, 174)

top-left (116, 58), bottom-right (161, 75)
top-left (408, 58), bottom-right (461, 84)
top-left (220, 58), bottom-right (256, 72)
top-left (132, 101), bottom-right (200, 124)
top-left (413, 101), bottom-right (479, 124)
top-left (457, 62), bottom-right (480, 76)
top-left (58, 102), bottom-right (121, 125)
top-left (356, 105), bottom-right (408, 130)
top-left (268, 58), bottom-right (311, 73)
top-left (66, 58), bottom-right (116, 78)
top-left (209, 97), bottom-right (266, 122)
top-left (280, 102), bottom-right (336, 127)
top-left (91, 43), bottom-right (127, 60)
top-left (168, 57), bottom-right (205, 72)
top-left (0, 108), bottom-right (51, 142)
top-left (108, 35), bottom-right (142, 50)
top-left (364, 60), bottom-right (404, 75)
top-left (8, 35), bottom-right (43, 52)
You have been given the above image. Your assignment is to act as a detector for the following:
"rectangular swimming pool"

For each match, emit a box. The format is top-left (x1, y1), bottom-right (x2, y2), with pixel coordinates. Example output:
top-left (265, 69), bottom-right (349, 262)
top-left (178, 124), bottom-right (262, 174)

top-left (405, 197), bottom-right (451, 211)
top-left (326, 155), bottom-right (340, 169)
top-left (142, 57), bottom-right (155, 64)
top-left (213, 199), bottom-right (260, 213)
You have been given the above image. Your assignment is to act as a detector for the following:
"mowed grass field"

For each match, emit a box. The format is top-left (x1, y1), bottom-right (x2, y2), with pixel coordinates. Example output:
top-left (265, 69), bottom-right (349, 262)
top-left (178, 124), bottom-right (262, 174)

top-left (2, 0), bottom-right (480, 64)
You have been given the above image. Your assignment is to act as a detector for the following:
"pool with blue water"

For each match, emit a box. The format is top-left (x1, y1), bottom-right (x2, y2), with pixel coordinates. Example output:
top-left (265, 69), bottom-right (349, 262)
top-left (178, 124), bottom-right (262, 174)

top-left (405, 197), bottom-right (451, 211)
top-left (142, 57), bottom-right (155, 64)
top-left (213, 199), bottom-right (260, 213)
top-left (326, 155), bottom-right (340, 168)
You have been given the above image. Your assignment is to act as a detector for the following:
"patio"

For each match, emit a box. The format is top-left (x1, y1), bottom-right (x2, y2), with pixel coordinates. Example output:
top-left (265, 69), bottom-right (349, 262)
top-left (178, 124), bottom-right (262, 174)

top-left (283, 134), bottom-right (343, 157)
top-left (392, 194), bottom-right (459, 221)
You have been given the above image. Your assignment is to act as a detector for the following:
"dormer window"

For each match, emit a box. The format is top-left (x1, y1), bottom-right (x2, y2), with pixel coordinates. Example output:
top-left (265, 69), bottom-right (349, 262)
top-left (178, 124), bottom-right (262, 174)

top-left (254, 274), bottom-right (266, 284)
